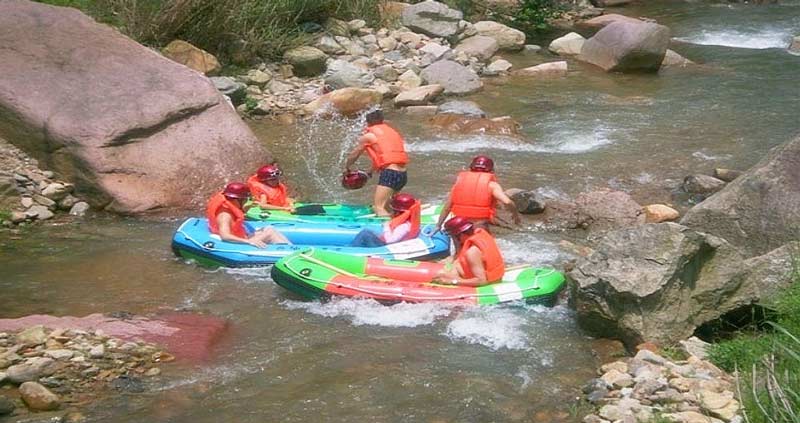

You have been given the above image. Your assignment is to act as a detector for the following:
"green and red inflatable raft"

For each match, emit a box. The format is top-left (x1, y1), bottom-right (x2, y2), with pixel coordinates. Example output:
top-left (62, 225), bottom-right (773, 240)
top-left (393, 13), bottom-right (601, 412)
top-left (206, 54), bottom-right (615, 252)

top-left (270, 249), bottom-right (566, 306)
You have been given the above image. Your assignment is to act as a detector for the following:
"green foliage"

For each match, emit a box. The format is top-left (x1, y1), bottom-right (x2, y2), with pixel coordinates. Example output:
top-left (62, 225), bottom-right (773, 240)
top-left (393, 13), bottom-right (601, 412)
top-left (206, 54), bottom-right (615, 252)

top-left (659, 345), bottom-right (688, 362)
top-left (244, 97), bottom-right (258, 112)
top-left (509, 0), bottom-right (565, 33)
top-left (0, 210), bottom-right (11, 222)
top-left (708, 334), bottom-right (774, 373)
top-left (35, 0), bottom-right (382, 64)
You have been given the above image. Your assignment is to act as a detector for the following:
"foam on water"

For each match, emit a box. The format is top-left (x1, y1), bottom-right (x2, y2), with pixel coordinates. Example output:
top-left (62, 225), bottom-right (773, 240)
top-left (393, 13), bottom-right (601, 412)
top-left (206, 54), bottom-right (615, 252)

top-left (406, 135), bottom-right (540, 153)
top-left (692, 150), bottom-right (732, 161)
top-left (496, 235), bottom-right (572, 267)
top-left (282, 297), bottom-right (455, 327)
top-left (445, 308), bottom-right (531, 351)
top-left (677, 28), bottom-right (793, 49)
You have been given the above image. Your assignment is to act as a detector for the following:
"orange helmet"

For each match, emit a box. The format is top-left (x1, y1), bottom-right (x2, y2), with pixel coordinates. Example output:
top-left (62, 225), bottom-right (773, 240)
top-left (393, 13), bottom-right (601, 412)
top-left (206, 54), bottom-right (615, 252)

top-left (223, 182), bottom-right (249, 200)
top-left (469, 155), bottom-right (494, 172)
top-left (444, 216), bottom-right (474, 236)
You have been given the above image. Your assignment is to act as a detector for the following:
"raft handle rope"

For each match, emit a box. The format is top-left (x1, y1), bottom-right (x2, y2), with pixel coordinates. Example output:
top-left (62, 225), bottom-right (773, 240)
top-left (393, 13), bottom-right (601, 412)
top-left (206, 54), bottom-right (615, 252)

top-left (281, 254), bottom-right (557, 301)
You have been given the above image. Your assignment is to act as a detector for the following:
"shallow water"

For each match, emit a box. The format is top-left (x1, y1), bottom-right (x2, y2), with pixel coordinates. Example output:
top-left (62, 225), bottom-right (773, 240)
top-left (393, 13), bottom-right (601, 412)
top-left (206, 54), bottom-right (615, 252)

top-left (3, 0), bottom-right (800, 420)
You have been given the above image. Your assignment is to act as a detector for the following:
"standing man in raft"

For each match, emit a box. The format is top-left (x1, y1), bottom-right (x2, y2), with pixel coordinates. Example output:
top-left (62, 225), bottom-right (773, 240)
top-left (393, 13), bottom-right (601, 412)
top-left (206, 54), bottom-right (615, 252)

top-left (207, 182), bottom-right (290, 248)
top-left (247, 163), bottom-right (296, 212)
top-left (434, 216), bottom-right (505, 287)
top-left (344, 109), bottom-right (409, 216)
top-left (436, 155), bottom-right (521, 232)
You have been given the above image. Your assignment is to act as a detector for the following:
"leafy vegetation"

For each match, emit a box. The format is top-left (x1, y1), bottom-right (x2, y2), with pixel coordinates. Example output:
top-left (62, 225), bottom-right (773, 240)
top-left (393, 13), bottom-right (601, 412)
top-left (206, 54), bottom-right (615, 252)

top-left (707, 271), bottom-right (800, 422)
top-left (35, 0), bottom-right (382, 63)
top-left (444, 0), bottom-right (564, 35)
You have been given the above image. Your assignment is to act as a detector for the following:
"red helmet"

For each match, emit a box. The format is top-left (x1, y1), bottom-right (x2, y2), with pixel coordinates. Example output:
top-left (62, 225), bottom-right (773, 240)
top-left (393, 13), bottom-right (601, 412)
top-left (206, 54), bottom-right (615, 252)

top-left (257, 164), bottom-right (282, 181)
top-left (469, 155), bottom-right (494, 172)
top-left (341, 170), bottom-right (370, 190)
top-left (390, 193), bottom-right (416, 212)
top-left (223, 182), bottom-right (249, 199)
top-left (444, 216), bottom-right (474, 236)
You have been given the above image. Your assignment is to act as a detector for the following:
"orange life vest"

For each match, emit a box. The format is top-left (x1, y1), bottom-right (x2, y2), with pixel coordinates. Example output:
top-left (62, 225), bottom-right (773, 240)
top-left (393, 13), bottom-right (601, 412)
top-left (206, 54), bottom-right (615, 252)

top-left (457, 228), bottom-right (505, 283)
top-left (450, 171), bottom-right (498, 219)
top-left (386, 200), bottom-right (421, 241)
top-left (364, 123), bottom-right (408, 170)
top-left (206, 193), bottom-right (247, 238)
top-left (247, 175), bottom-right (289, 207)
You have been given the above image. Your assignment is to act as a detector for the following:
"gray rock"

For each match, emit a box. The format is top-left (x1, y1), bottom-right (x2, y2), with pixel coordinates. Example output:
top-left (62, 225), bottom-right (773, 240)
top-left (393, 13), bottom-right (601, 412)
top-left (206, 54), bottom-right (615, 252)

top-left (549, 32), bottom-right (586, 56)
top-left (403, 105), bottom-right (438, 116)
top-left (43, 349), bottom-right (73, 360)
top-left (348, 19), bottom-right (367, 33)
top-left (21, 196), bottom-right (34, 208)
top-left (683, 174), bottom-right (726, 194)
top-left (393, 84), bottom-right (444, 106)
top-left (454, 35), bottom-right (499, 62)
top-left (26, 205), bottom-right (54, 220)
top-left (510, 190), bottom-right (545, 214)
top-left (334, 36), bottom-right (367, 56)
top-left (10, 211), bottom-right (26, 223)
top-left (57, 194), bottom-right (78, 210)
top-left (419, 42), bottom-right (453, 61)
top-left (267, 79), bottom-right (292, 95)
top-left (484, 59), bottom-right (512, 75)
top-left (579, 21), bottom-right (670, 73)
top-left (681, 134), bottom-right (800, 256)
top-left (420, 60), bottom-right (482, 95)
top-left (384, 50), bottom-right (406, 62)
top-left (209, 76), bottom-right (246, 105)
top-left (0, 395), bottom-right (14, 415)
top-left (524, 44), bottom-right (542, 52)
top-left (324, 59), bottom-right (375, 89)
top-left (33, 194), bottom-right (56, 208)
top-left (7, 357), bottom-right (57, 383)
top-left (587, 388), bottom-right (610, 404)
top-left (712, 168), bottom-right (742, 182)
top-left (679, 336), bottom-right (711, 359)
top-left (790, 36), bottom-right (800, 54)
top-left (401, 0), bottom-right (463, 38)
top-left (316, 35), bottom-right (345, 54)
top-left (89, 344), bottom-right (105, 359)
top-left (243, 69), bottom-right (272, 86)
top-left (0, 371), bottom-right (6, 384)
top-left (69, 202), bottom-right (89, 216)
top-left (374, 65), bottom-right (399, 82)
top-left (283, 46), bottom-right (328, 77)
top-left (570, 222), bottom-right (800, 346)
top-left (437, 100), bottom-right (485, 117)
top-left (324, 18), bottom-right (350, 37)
top-left (20, 381), bottom-right (60, 411)
top-left (16, 325), bottom-right (47, 346)
top-left (662, 49), bottom-right (694, 67)
top-left (378, 36), bottom-right (398, 52)
top-left (40, 182), bottom-right (70, 200)
top-left (574, 189), bottom-right (644, 230)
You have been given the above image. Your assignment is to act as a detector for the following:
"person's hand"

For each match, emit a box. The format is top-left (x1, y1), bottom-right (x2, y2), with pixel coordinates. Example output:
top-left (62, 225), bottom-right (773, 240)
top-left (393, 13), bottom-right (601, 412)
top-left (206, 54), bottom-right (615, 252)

top-left (248, 239), bottom-right (267, 249)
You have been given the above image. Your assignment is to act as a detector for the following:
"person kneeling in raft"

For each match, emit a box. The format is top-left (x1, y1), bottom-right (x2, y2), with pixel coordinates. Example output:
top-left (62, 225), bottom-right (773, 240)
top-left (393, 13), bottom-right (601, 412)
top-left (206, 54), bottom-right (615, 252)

top-left (434, 216), bottom-right (504, 287)
top-left (207, 182), bottom-right (291, 248)
top-left (343, 109), bottom-right (409, 217)
top-left (349, 193), bottom-right (421, 247)
top-left (246, 163), bottom-right (296, 212)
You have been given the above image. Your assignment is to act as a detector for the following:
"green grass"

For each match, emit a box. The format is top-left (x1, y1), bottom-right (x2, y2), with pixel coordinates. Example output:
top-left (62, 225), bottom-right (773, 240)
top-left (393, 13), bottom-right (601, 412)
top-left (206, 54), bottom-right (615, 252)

top-left (35, 0), bottom-right (382, 64)
top-left (707, 270), bottom-right (800, 423)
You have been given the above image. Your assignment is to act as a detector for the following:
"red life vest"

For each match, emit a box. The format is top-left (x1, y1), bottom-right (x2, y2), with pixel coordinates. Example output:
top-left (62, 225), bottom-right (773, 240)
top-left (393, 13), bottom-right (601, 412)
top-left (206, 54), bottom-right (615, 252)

top-left (386, 200), bottom-right (421, 241)
top-left (206, 193), bottom-right (247, 238)
top-left (450, 171), bottom-right (498, 219)
top-left (364, 123), bottom-right (408, 170)
top-left (457, 228), bottom-right (505, 283)
top-left (247, 175), bottom-right (289, 207)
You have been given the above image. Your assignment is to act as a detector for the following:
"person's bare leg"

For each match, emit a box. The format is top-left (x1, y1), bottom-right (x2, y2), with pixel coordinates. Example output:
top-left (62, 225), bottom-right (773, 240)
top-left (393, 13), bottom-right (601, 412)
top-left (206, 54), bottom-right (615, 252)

top-left (373, 185), bottom-right (394, 216)
top-left (254, 227), bottom-right (291, 244)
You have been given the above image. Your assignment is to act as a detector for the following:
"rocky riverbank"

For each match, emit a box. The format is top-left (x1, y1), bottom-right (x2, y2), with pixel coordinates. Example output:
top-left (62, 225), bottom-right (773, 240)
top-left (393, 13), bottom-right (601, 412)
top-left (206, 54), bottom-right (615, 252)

top-left (581, 339), bottom-right (742, 423)
top-left (0, 325), bottom-right (170, 420)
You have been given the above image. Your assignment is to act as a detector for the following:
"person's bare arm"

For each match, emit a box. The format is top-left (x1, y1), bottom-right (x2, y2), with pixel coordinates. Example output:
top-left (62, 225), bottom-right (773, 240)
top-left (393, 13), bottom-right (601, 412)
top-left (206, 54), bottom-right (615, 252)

top-left (344, 136), bottom-right (371, 171)
top-left (256, 194), bottom-right (292, 211)
top-left (433, 247), bottom-right (490, 286)
top-left (491, 182), bottom-right (521, 225)
top-left (216, 213), bottom-right (265, 247)
top-left (435, 197), bottom-right (452, 231)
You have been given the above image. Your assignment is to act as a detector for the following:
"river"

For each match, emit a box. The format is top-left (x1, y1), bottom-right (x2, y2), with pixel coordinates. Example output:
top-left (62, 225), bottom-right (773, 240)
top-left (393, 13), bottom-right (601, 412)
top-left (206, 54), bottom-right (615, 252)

top-left (2, 0), bottom-right (799, 421)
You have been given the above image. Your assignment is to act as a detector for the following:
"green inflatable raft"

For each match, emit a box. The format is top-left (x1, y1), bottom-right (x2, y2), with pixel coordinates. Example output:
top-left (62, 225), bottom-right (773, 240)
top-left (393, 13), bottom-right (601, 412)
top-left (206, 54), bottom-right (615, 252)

top-left (271, 248), bottom-right (565, 306)
top-left (245, 202), bottom-right (443, 224)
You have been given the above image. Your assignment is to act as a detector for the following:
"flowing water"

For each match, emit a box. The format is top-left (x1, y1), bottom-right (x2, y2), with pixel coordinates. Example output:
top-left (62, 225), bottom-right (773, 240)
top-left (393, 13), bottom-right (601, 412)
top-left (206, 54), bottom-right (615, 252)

top-left (2, 0), bottom-right (800, 421)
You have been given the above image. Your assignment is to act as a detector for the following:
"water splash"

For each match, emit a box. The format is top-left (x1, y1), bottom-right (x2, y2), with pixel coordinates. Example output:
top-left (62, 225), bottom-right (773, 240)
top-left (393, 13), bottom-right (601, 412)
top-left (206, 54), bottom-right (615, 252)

top-left (496, 235), bottom-right (572, 267)
top-left (444, 308), bottom-right (531, 350)
top-left (282, 297), bottom-right (455, 327)
top-left (406, 135), bottom-right (540, 153)
top-left (676, 29), bottom-right (793, 49)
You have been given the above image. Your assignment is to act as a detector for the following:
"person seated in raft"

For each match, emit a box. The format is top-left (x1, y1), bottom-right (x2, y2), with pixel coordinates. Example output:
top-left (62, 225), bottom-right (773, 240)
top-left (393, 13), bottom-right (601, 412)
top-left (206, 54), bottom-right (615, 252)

top-left (435, 155), bottom-right (521, 232)
top-left (343, 109), bottom-right (409, 217)
top-left (349, 193), bottom-right (421, 248)
top-left (433, 216), bottom-right (505, 287)
top-left (246, 163), bottom-right (296, 212)
top-left (207, 182), bottom-right (290, 248)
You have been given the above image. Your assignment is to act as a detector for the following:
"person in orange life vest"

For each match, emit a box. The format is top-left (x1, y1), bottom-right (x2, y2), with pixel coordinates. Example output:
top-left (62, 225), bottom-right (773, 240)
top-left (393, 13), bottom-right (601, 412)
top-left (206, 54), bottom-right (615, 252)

top-left (206, 182), bottom-right (290, 248)
top-left (246, 163), bottom-right (295, 212)
top-left (349, 193), bottom-right (421, 247)
top-left (435, 155), bottom-right (521, 232)
top-left (434, 216), bottom-right (505, 287)
top-left (343, 109), bottom-right (409, 217)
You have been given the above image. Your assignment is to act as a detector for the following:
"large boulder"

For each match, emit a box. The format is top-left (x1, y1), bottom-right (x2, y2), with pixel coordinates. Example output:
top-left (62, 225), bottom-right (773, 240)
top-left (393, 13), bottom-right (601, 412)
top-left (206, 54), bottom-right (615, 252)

top-left (473, 21), bottom-right (526, 51)
top-left (324, 59), bottom-right (376, 89)
top-left (454, 35), bottom-right (499, 62)
top-left (681, 134), bottom-right (800, 257)
top-left (303, 88), bottom-right (383, 117)
top-left (420, 60), bottom-right (482, 95)
top-left (570, 223), bottom-right (799, 347)
top-left (401, 0), bottom-right (464, 38)
top-left (579, 21), bottom-right (670, 73)
top-left (574, 189), bottom-right (645, 230)
top-left (577, 14), bottom-right (645, 32)
top-left (0, 1), bottom-right (265, 213)
top-left (161, 40), bottom-right (221, 76)
top-left (283, 46), bottom-right (328, 77)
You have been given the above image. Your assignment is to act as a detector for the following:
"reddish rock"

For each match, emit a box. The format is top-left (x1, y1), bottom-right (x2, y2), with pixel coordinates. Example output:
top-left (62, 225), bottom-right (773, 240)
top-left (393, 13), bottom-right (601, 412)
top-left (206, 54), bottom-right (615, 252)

top-left (0, 1), bottom-right (266, 213)
top-left (303, 88), bottom-right (383, 117)
top-left (161, 40), bottom-right (221, 76)
top-left (0, 313), bottom-right (228, 363)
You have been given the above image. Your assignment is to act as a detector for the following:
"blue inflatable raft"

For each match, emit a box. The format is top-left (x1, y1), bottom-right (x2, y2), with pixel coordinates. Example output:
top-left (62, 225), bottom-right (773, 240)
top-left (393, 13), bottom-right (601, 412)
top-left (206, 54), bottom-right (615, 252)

top-left (171, 218), bottom-right (451, 268)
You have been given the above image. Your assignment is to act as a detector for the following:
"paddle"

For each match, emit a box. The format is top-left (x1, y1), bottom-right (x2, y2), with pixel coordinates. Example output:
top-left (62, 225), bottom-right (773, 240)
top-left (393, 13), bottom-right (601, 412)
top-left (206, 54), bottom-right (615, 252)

top-left (298, 252), bottom-right (391, 282)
